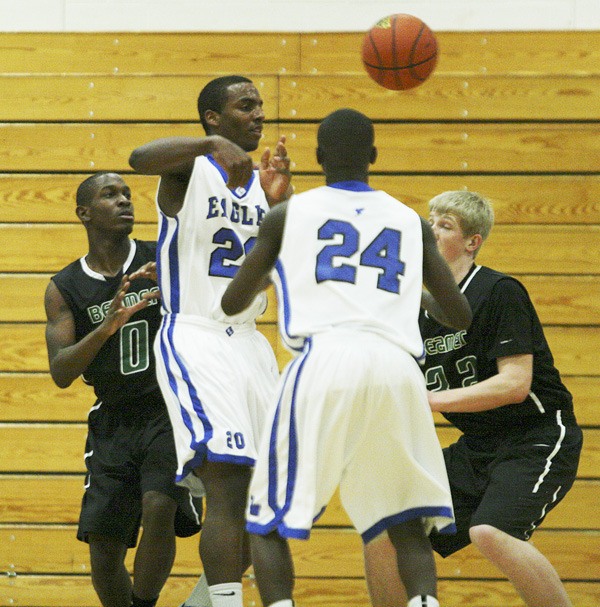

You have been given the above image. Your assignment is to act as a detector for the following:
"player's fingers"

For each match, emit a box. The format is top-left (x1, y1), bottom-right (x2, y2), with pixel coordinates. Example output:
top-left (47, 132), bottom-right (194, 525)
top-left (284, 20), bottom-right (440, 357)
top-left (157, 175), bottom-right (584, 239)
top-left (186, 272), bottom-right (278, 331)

top-left (260, 147), bottom-right (271, 169)
top-left (275, 136), bottom-right (287, 158)
top-left (141, 291), bottom-right (161, 302)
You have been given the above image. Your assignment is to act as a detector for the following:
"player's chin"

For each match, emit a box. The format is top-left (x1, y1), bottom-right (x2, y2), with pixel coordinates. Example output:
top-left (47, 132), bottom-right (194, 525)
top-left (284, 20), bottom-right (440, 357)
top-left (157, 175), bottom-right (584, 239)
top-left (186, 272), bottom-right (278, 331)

top-left (116, 224), bottom-right (134, 236)
top-left (245, 130), bottom-right (263, 151)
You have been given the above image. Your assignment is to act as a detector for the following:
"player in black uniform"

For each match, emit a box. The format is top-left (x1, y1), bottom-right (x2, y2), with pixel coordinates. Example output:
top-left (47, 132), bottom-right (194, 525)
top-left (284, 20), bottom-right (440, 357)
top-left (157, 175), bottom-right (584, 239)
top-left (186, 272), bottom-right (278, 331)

top-left (364, 190), bottom-right (582, 607)
top-left (44, 172), bottom-right (202, 607)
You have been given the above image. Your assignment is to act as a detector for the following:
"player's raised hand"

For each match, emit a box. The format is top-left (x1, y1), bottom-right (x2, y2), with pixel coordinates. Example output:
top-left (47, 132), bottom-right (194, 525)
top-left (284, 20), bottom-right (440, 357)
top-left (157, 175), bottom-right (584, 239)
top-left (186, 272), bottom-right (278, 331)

top-left (103, 275), bottom-right (152, 336)
top-left (129, 261), bottom-right (157, 283)
top-left (211, 136), bottom-right (255, 189)
top-left (259, 135), bottom-right (293, 206)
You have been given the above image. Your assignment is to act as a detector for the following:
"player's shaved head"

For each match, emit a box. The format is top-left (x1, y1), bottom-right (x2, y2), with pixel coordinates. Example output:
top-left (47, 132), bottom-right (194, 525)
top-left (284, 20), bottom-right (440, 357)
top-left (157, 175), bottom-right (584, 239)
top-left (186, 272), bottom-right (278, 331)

top-left (317, 108), bottom-right (375, 175)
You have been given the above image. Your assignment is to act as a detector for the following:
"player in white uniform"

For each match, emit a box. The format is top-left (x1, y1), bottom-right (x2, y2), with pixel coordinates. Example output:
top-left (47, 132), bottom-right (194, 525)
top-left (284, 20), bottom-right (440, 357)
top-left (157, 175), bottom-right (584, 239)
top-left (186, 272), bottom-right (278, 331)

top-left (222, 108), bottom-right (472, 607)
top-left (129, 76), bottom-right (292, 607)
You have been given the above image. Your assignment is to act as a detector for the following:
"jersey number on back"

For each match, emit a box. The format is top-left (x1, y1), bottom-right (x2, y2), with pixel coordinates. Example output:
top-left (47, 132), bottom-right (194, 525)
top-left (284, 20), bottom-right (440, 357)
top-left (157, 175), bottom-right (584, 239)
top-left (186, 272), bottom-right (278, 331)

top-left (316, 219), bottom-right (405, 294)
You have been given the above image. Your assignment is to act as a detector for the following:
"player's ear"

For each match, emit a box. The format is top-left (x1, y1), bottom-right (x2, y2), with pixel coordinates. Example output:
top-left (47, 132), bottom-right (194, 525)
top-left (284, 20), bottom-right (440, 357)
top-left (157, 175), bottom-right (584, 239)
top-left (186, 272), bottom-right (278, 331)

top-left (466, 233), bottom-right (483, 253)
top-left (316, 146), bottom-right (323, 166)
top-left (76, 204), bottom-right (90, 224)
top-left (370, 146), bottom-right (378, 165)
top-left (205, 109), bottom-right (220, 129)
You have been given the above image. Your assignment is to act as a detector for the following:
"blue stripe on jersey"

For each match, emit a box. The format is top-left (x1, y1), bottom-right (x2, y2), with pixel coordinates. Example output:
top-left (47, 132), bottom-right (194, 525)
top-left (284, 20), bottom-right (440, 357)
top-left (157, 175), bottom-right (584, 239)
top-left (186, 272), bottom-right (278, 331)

top-left (158, 315), bottom-right (213, 477)
top-left (157, 213), bottom-right (182, 314)
top-left (274, 259), bottom-right (305, 353)
top-left (362, 506), bottom-right (456, 544)
top-left (157, 214), bottom-right (168, 306)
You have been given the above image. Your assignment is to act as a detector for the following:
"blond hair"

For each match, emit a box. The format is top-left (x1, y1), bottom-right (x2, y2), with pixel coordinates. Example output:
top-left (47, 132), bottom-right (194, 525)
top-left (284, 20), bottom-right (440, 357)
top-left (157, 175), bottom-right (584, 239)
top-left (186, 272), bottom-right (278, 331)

top-left (429, 190), bottom-right (495, 246)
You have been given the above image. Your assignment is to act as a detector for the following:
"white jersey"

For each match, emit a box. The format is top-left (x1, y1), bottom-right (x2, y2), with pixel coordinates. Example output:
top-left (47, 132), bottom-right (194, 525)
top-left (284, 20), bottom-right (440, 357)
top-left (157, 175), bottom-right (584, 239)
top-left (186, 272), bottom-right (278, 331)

top-left (156, 154), bottom-right (269, 326)
top-left (273, 183), bottom-right (425, 359)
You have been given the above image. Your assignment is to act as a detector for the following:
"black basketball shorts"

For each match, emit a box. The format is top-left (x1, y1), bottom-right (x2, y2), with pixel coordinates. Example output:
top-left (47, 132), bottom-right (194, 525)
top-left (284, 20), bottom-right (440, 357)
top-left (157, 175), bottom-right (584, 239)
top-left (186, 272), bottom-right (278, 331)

top-left (77, 400), bottom-right (202, 547)
top-left (430, 412), bottom-right (582, 557)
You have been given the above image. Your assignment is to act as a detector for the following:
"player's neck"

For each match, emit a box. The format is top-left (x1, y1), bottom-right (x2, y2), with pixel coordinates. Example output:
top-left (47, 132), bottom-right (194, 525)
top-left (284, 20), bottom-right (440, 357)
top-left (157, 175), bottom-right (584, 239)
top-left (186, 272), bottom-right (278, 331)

top-left (325, 170), bottom-right (368, 185)
top-left (86, 236), bottom-right (132, 277)
top-left (448, 255), bottom-right (476, 285)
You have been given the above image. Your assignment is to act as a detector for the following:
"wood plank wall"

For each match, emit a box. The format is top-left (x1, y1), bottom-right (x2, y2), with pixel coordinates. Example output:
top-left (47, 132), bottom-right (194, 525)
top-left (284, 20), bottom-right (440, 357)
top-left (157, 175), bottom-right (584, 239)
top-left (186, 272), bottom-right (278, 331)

top-left (0, 31), bottom-right (598, 607)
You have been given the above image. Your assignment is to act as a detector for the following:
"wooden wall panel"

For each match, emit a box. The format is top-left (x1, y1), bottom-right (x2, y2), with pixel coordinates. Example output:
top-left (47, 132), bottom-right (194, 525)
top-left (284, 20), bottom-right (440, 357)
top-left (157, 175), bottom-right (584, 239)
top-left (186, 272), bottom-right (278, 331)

top-left (0, 174), bottom-right (160, 223)
top-left (0, 76), bottom-right (279, 121)
top-left (299, 31), bottom-right (600, 75)
top-left (2, 73), bottom-right (598, 121)
top-left (0, 32), bottom-right (597, 77)
top-left (1, 273), bottom-right (598, 325)
top-left (286, 122), bottom-right (600, 173)
top-left (2, 475), bottom-right (597, 529)
top-left (279, 74), bottom-right (600, 120)
top-left (1, 122), bottom-right (599, 173)
top-left (1, 373), bottom-right (596, 425)
top-left (1, 424), bottom-right (598, 476)
top-left (0, 224), bottom-right (157, 272)
top-left (3, 174), bottom-right (599, 225)
top-left (0, 374), bottom-right (93, 422)
top-left (0, 324), bottom-right (598, 376)
top-left (0, 33), bottom-right (301, 75)
top-left (3, 224), bottom-right (598, 274)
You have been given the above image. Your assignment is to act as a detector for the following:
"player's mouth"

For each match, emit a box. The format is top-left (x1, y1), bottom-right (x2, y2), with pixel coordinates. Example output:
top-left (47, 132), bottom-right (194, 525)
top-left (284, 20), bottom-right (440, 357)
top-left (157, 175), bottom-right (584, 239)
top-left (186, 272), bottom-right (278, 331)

top-left (118, 211), bottom-right (134, 221)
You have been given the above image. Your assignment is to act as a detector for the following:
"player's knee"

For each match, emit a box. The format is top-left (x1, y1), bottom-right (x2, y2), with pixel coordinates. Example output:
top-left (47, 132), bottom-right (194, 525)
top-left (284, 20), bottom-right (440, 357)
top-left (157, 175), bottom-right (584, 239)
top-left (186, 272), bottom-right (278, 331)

top-left (89, 535), bottom-right (127, 571)
top-left (141, 490), bottom-right (177, 528)
top-left (469, 523), bottom-right (503, 552)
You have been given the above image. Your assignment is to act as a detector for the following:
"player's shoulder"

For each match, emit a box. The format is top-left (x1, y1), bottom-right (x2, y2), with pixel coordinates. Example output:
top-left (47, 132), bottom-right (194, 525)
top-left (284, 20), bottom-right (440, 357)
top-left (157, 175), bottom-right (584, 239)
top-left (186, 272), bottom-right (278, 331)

top-left (474, 266), bottom-right (529, 299)
top-left (52, 257), bottom-right (84, 283)
top-left (133, 239), bottom-right (157, 256)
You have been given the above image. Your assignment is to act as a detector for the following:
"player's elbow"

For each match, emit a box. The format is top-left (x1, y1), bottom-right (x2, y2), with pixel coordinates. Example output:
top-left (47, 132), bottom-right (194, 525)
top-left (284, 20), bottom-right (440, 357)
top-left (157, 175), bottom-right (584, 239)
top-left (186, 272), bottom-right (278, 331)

top-left (128, 148), bottom-right (145, 172)
top-left (49, 363), bottom-right (75, 389)
top-left (128, 147), bottom-right (155, 174)
top-left (446, 307), bottom-right (472, 331)
top-left (51, 372), bottom-right (74, 390)
top-left (510, 378), bottom-right (532, 403)
top-left (221, 292), bottom-right (241, 317)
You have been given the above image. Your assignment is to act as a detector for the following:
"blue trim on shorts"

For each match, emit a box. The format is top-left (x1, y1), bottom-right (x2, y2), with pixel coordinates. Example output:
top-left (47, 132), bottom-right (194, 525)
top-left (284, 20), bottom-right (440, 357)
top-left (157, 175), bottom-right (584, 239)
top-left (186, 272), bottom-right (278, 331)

top-left (276, 340), bottom-right (311, 521)
top-left (262, 342), bottom-right (312, 531)
top-left (246, 520), bottom-right (311, 540)
top-left (362, 506), bottom-right (456, 544)
top-left (207, 450), bottom-right (255, 466)
top-left (178, 447), bottom-right (207, 483)
top-left (159, 315), bottom-right (214, 466)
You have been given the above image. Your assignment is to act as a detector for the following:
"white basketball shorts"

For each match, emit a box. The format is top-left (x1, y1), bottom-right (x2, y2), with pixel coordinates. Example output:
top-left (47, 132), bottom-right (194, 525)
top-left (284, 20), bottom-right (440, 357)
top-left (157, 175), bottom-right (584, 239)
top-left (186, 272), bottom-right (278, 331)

top-left (155, 314), bottom-right (278, 494)
top-left (246, 329), bottom-right (455, 543)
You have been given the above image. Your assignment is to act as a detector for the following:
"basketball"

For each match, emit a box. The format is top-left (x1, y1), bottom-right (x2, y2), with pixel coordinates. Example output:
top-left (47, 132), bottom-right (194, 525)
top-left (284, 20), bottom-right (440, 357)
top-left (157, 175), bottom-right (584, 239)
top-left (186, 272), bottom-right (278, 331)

top-left (361, 13), bottom-right (438, 91)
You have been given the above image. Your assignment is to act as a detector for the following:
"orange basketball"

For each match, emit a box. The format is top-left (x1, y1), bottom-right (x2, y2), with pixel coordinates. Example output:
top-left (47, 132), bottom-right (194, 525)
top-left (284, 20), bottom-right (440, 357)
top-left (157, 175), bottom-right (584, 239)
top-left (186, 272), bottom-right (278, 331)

top-left (361, 13), bottom-right (438, 90)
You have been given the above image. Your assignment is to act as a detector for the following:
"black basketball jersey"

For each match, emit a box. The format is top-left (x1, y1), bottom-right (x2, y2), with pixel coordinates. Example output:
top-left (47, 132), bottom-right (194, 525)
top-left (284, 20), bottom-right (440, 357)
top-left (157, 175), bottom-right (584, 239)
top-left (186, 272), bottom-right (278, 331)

top-left (419, 264), bottom-right (575, 436)
top-left (51, 239), bottom-right (162, 407)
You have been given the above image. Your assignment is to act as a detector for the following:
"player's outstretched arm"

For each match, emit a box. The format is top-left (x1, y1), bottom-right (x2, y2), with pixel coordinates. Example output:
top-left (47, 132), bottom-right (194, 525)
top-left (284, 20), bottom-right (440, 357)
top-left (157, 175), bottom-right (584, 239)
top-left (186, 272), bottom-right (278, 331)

top-left (221, 202), bottom-right (287, 316)
top-left (421, 218), bottom-right (472, 330)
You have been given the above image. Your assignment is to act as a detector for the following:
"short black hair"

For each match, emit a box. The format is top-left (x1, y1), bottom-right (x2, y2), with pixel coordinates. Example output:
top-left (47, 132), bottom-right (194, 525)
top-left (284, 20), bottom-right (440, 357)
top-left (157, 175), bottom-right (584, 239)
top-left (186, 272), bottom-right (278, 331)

top-left (317, 108), bottom-right (374, 168)
top-left (197, 75), bottom-right (253, 134)
top-left (76, 172), bottom-right (114, 207)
